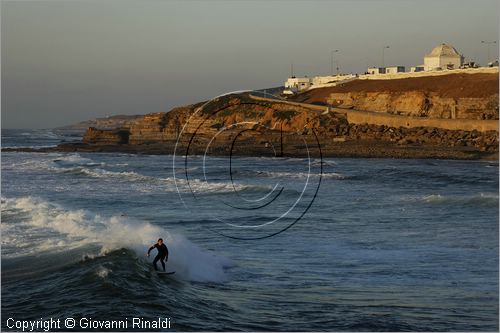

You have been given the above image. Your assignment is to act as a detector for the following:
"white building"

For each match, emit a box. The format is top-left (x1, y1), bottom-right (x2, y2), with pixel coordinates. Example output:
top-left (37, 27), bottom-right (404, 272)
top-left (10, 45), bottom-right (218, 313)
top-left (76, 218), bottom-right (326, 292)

top-left (367, 67), bottom-right (386, 74)
top-left (283, 76), bottom-right (311, 94)
top-left (385, 66), bottom-right (405, 74)
top-left (311, 74), bottom-right (357, 86)
top-left (424, 43), bottom-right (464, 71)
top-left (488, 60), bottom-right (499, 67)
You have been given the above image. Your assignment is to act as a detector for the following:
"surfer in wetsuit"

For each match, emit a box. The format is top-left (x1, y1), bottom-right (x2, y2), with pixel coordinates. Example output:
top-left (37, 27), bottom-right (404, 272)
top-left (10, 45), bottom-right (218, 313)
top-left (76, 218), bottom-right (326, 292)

top-left (147, 238), bottom-right (169, 272)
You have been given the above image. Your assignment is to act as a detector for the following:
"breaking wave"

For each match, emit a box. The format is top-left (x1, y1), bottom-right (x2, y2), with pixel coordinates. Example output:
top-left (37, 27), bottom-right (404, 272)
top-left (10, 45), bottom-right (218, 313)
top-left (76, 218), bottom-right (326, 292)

top-left (1, 196), bottom-right (232, 282)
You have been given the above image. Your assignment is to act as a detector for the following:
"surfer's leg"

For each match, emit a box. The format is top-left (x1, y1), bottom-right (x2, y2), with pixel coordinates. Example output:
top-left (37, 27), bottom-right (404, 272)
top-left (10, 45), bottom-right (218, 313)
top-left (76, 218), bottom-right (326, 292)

top-left (160, 256), bottom-right (166, 272)
top-left (153, 254), bottom-right (161, 271)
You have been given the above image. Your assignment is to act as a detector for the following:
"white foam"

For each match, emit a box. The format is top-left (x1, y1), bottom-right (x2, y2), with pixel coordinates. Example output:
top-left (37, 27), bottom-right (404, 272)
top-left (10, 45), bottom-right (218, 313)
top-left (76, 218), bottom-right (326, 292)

top-left (2, 145), bottom-right (58, 149)
top-left (52, 153), bottom-right (102, 167)
top-left (1, 196), bottom-right (231, 282)
top-left (96, 266), bottom-right (112, 278)
top-left (169, 176), bottom-right (257, 193)
top-left (420, 193), bottom-right (499, 206)
top-left (78, 167), bottom-right (154, 182)
top-left (6, 154), bottom-right (260, 194)
top-left (4, 154), bottom-right (273, 198)
top-left (257, 171), bottom-right (344, 179)
top-left (421, 194), bottom-right (443, 202)
top-left (39, 131), bottom-right (60, 139)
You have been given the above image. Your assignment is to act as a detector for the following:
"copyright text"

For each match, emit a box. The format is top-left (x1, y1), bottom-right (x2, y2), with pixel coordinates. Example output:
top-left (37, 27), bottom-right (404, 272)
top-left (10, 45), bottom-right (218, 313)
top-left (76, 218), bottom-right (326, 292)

top-left (6, 317), bottom-right (171, 331)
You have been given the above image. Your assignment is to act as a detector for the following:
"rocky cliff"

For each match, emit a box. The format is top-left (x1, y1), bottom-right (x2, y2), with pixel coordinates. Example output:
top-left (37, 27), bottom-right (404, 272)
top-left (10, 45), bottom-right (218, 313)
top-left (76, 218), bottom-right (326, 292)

top-left (292, 73), bottom-right (499, 120)
top-left (83, 127), bottom-right (130, 145)
top-left (69, 91), bottom-right (498, 160)
top-left (125, 96), bottom-right (337, 146)
top-left (325, 91), bottom-right (498, 120)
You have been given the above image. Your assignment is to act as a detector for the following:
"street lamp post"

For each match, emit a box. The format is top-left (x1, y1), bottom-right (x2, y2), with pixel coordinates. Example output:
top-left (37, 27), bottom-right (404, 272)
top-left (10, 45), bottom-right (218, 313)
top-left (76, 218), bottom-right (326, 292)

top-left (331, 49), bottom-right (339, 76)
top-left (382, 45), bottom-right (390, 68)
top-left (481, 40), bottom-right (497, 65)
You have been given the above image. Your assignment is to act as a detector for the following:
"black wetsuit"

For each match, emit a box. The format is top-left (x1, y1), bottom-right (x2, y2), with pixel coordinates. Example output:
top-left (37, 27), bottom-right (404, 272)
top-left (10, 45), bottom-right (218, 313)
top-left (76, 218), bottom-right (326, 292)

top-left (148, 243), bottom-right (169, 271)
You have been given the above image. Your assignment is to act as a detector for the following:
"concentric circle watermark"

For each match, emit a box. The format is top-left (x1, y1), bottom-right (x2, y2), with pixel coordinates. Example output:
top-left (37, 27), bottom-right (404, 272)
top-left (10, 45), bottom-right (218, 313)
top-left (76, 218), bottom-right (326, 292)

top-left (172, 91), bottom-right (323, 240)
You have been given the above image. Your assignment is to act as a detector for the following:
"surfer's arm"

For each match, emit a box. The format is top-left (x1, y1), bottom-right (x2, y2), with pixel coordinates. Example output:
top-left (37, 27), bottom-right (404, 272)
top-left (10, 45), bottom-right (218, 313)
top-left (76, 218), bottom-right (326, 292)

top-left (146, 245), bottom-right (155, 256)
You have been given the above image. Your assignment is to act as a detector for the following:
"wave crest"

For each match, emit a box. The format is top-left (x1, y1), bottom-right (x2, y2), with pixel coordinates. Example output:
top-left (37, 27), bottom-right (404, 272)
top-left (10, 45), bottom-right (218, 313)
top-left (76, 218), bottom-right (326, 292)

top-left (1, 196), bottom-right (231, 282)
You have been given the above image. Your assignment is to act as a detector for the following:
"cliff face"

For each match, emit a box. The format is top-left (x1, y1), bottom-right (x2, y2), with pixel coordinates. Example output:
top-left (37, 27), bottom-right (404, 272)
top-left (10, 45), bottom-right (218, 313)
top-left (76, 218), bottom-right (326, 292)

top-left (293, 73), bottom-right (499, 120)
top-left (326, 91), bottom-right (498, 120)
top-left (82, 127), bottom-right (129, 144)
top-left (78, 92), bottom-right (498, 159)
top-left (125, 96), bottom-right (343, 145)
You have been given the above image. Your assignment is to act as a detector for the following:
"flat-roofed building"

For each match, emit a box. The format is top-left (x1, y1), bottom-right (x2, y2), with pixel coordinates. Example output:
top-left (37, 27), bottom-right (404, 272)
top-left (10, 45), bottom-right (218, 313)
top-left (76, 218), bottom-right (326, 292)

top-left (283, 76), bottom-right (311, 94)
top-left (385, 66), bottom-right (406, 74)
top-left (367, 67), bottom-right (386, 75)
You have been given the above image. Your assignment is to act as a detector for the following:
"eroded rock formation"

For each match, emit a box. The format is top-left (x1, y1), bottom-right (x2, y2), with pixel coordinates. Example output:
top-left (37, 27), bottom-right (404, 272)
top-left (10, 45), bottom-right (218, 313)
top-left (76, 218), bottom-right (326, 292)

top-left (326, 91), bottom-right (498, 120)
top-left (76, 91), bottom-right (498, 159)
top-left (292, 73), bottom-right (499, 120)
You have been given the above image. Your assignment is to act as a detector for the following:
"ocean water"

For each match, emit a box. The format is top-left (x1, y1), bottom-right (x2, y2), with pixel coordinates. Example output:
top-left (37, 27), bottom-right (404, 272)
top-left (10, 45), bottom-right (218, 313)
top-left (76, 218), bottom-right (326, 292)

top-left (1, 129), bottom-right (498, 331)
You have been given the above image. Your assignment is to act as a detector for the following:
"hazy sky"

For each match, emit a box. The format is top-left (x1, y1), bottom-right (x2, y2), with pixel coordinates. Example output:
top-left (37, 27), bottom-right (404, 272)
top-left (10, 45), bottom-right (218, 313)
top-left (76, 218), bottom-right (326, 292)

top-left (2, 0), bottom-right (499, 129)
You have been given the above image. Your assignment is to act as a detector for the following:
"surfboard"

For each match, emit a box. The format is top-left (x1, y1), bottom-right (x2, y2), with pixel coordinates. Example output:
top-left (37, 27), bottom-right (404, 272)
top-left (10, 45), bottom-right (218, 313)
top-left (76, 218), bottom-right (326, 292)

top-left (157, 271), bottom-right (175, 275)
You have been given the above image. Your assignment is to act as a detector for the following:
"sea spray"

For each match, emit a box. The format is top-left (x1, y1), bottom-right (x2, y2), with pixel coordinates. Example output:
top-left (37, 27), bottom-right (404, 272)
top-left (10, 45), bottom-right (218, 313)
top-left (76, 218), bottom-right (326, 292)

top-left (1, 196), bottom-right (231, 282)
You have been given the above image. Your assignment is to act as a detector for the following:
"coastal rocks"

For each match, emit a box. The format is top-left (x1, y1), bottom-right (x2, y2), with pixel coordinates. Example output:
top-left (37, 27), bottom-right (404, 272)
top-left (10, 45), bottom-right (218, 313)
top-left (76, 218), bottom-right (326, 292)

top-left (128, 105), bottom-right (197, 144)
top-left (295, 73), bottom-right (499, 121)
top-left (128, 112), bottom-right (169, 144)
top-left (82, 127), bottom-right (130, 144)
top-left (72, 92), bottom-right (498, 159)
top-left (326, 91), bottom-right (499, 120)
top-left (340, 124), bottom-right (498, 152)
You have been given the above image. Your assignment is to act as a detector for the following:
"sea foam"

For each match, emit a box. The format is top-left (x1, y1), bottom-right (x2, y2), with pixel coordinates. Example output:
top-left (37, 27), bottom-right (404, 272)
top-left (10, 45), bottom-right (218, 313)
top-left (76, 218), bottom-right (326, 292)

top-left (1, 196), bottom-right (231, 282)
top-left (420, 193), bottom-right (499, 207)
top-left (7, 153), bottom-right (263, 194)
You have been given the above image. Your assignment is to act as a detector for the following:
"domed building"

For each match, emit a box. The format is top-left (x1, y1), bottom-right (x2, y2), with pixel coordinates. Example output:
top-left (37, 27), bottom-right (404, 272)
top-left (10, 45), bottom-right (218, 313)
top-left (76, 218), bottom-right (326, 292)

top-left (424, 43), bottom-right (464, 71)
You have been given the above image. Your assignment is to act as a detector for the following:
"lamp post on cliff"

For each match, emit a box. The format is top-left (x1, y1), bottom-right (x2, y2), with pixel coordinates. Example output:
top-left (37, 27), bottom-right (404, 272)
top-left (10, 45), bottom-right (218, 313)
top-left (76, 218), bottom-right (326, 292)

top-left (381, 45), bottom-right (390, 68)
top-left (331, 49), bottom-right (339, 76)
top-left (481, 40), bottom-right (497, 65)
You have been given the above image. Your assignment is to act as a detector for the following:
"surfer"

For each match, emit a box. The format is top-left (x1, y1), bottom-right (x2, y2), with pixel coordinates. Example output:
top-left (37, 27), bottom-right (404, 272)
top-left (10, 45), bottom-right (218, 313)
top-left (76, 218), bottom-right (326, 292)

top-left (147, 238), bottom-right (169, 272)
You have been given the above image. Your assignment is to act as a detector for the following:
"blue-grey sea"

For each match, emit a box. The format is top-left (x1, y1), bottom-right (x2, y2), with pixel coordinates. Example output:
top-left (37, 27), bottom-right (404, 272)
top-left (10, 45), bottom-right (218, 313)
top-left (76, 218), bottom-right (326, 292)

top-left (1, 128), bottom-right (499, 331)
